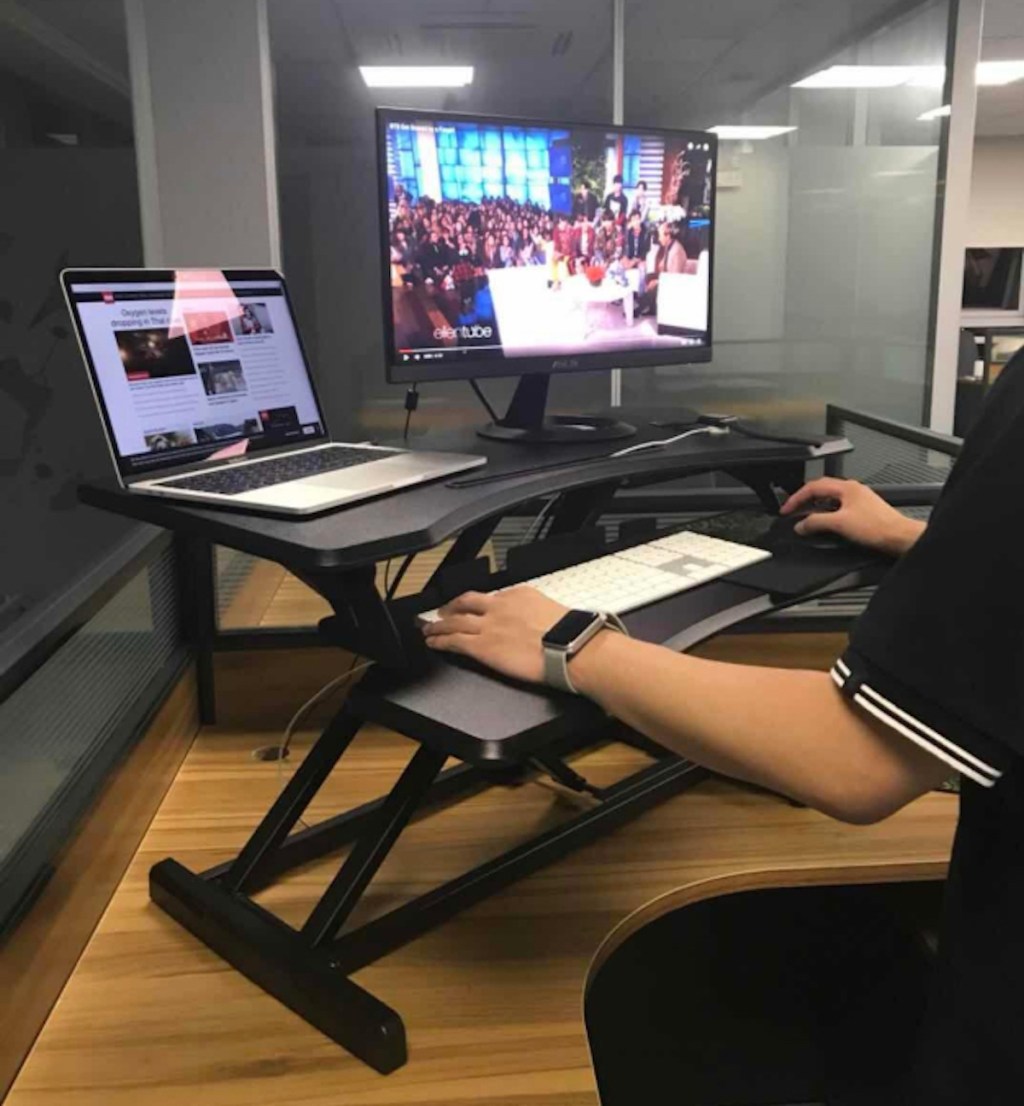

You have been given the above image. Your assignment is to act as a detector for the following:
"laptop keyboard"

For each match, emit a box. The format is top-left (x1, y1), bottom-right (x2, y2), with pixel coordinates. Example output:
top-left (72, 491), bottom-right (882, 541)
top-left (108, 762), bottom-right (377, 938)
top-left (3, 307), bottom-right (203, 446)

top-left (162, 446), bottom-right (397, 496)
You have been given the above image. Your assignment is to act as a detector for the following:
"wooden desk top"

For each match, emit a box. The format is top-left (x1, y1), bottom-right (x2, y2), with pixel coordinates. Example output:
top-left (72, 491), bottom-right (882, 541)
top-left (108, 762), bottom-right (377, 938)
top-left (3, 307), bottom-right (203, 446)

top-left (7, 719), bottom-right (956, 1106)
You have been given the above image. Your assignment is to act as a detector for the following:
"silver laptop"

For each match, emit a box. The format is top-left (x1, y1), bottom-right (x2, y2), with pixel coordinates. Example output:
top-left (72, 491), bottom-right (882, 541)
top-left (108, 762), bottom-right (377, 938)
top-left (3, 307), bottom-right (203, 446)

top-left (62, 268), bottom-right (485, 515)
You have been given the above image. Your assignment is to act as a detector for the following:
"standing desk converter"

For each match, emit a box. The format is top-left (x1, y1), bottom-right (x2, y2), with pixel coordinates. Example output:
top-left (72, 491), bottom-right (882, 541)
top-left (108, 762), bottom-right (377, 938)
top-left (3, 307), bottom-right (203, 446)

top-left (80, 418), bottom-right (892, 1075)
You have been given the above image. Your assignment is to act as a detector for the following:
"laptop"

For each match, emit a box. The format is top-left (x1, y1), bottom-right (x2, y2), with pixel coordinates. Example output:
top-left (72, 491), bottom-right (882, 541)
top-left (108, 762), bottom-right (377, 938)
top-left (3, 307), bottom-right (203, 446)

top-left (62, 268), bottom-right (485, 515)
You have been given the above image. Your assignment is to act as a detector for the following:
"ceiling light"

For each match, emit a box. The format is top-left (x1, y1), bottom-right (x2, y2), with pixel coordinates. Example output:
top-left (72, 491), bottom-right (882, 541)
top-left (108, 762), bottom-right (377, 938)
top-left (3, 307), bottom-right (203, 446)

top-left (795, 60), bottom-right (1024, 91)
top-left (918, 104), bottom-right (951, 121)
top-left (977, 60), bottom-right (1024, 86)
top-left (793, 65), bottom-right (915, 89)
top-left (708, 125), bottom-right (797, 140)
top-left (359, 66), bottom-right (474, 89)
top-left (906, 66), bottom-right (946, 89)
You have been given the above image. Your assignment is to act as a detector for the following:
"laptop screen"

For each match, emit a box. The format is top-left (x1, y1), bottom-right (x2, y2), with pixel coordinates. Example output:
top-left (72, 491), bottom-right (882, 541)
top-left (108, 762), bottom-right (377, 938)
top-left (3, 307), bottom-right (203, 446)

top-left (63, 269), bottom-right (329, 479)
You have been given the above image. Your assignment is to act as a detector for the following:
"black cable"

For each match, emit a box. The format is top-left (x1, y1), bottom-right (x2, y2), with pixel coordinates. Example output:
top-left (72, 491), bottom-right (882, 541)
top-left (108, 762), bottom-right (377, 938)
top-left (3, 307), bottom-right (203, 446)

top-left (731, 422), bottom-right (827, 448)
top-left (386, 552), bottom-right (414, 600)
top-left (403, 384), bottom-right (419, 441)
top-left (469, 378), bottom-right (500, 423)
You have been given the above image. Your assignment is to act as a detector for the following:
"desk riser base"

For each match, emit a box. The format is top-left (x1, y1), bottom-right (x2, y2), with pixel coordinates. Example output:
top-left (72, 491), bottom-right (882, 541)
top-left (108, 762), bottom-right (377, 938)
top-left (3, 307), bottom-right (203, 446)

top-left (150, 714), bottom-right (705, 1075)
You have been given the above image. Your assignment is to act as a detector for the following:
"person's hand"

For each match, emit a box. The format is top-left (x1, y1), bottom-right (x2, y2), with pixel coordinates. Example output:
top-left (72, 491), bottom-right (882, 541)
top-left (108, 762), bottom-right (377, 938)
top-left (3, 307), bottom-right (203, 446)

top-left (422, 587), bottom-right (569, 684)
top-left (780, 477), bottom-right (926, 557)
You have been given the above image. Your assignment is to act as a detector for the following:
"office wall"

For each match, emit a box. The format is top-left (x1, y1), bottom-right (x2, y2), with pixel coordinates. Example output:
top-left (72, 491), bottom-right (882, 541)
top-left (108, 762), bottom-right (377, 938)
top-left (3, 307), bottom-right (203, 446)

top-left (967, 137), bottom-right (1024, 245)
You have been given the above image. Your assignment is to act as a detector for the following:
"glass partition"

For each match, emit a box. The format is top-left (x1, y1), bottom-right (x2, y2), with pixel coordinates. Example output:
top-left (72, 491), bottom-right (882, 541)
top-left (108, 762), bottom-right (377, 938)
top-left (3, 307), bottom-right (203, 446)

top-left (623, 0), bottom-right (952, 431)
top-left (0, 0), bottom-right (143, 639)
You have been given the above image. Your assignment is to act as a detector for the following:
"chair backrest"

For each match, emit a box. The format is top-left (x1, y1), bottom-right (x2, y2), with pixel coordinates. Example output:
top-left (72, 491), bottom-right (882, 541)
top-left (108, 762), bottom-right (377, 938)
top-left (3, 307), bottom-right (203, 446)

top-left (656, 254), bottom-right (709, 332)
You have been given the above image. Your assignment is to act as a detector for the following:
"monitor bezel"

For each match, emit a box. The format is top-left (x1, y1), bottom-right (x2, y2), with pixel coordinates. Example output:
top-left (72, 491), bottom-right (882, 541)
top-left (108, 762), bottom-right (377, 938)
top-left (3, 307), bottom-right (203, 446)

top-left (61, 267), bottom-right (332, 483)
top-left (375, 107), bottom-right (717, 386)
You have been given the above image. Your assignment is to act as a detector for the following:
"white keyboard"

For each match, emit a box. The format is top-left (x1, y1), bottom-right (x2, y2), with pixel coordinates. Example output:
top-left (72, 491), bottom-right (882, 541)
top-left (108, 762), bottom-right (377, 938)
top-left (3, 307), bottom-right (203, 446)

top-left (419, 530), bottom-right (771, 622)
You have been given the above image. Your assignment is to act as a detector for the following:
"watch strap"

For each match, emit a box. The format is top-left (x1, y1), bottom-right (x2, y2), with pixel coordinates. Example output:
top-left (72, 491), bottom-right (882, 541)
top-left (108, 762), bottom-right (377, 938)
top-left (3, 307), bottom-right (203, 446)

top-left (543, 611), bottom-right (629, 695)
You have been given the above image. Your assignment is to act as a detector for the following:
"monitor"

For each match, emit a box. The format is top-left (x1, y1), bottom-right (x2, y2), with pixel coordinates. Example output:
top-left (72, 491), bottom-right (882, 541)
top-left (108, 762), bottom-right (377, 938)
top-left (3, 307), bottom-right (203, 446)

top-left (376, 108), bottom-right (717, 442)
top-left (62, 269), bottom-right (329, 481)
top-left (963, 248), bottom-right (1023, 312)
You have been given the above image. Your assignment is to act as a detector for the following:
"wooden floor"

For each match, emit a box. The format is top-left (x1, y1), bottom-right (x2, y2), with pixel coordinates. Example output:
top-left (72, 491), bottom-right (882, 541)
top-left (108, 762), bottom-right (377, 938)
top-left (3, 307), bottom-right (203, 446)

top-left (6, 629), bottom-right (958, 1106)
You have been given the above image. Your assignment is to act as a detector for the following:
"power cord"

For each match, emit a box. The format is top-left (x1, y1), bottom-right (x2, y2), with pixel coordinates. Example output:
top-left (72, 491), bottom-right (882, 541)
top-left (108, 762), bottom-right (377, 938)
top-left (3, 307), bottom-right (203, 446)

top-left (469, 378), bottom-right (500, 423)
top-left (610, 425), bottom-right (728, 458)
top-left (385, 552), bottom-right (414, 600)
top-left (653, 413), bottom-right (826, 449)
top-left (403, 384), bottom-right (419, 440)
top-left (253, 655), bottom-right (372, 828)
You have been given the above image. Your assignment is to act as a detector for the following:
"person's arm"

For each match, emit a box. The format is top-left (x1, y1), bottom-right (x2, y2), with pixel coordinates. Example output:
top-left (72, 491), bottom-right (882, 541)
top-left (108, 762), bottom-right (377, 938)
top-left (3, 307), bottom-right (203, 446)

top-left (423, 589), bottom-right (948, 825)
top-left (424, 479), bottom-right (947, 824)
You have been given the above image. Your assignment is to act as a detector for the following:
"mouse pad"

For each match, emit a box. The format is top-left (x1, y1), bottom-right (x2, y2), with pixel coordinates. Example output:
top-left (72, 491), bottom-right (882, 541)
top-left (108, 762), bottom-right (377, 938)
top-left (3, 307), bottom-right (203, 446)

top-left (728, 541), bottom-right (891, 596)
top-left (680, 508), bottom-right (893, 597)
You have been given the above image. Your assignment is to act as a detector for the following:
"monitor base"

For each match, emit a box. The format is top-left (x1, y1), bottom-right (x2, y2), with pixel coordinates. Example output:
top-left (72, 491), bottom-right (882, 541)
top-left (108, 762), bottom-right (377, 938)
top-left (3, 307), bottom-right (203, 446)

top-left (477, 415), bottom-right (636, 445)
top-left (474, 372), bottom-right (636, 445)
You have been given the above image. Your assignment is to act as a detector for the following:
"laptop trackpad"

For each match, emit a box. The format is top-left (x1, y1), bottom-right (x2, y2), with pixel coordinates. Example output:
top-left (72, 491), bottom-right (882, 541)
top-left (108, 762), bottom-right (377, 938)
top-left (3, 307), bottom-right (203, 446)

top-left (233, 482), bottom-right (366, 509)
top-left (303, 454), bottom-right (430, 492)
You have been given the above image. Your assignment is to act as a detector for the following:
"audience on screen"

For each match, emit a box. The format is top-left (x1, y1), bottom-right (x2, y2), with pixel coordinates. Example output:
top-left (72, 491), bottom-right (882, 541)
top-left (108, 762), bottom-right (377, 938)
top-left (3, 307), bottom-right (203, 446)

top-left (388, 184), bottom-right (698, 297)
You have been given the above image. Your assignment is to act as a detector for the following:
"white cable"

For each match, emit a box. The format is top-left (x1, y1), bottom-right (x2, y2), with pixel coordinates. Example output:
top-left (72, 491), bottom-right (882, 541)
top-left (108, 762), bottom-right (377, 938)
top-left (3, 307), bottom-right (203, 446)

top-left (610, 425), bottom-right (725, 459)
top-left (524, 428), bottom-right (728, 542)
top-left (280, 659), bottom-right (372, 753)
top-left (272, 658), bottom-right (373, 827)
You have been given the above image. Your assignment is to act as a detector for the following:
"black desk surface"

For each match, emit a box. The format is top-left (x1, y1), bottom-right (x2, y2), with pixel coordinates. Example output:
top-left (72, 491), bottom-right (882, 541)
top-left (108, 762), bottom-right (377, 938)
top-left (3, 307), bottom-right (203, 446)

top-left (79, 416), bottom-right (848, 573)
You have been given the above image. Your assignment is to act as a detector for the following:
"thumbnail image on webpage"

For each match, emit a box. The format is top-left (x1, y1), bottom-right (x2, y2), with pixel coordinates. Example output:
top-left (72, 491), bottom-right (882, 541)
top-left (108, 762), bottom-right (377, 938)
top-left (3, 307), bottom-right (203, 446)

top-left (384, 118), bottom-right (713, 365)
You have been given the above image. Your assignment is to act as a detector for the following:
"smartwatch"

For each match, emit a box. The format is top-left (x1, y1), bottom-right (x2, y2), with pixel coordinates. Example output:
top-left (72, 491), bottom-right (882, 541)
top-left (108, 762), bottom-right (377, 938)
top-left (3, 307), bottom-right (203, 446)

top-left (542, 609), bottom-right (628, 694)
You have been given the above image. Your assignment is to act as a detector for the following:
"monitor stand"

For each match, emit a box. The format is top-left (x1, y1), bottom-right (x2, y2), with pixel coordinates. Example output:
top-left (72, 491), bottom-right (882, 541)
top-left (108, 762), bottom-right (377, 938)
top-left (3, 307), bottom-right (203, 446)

top-left (476, 373), bottom-right (636, 445)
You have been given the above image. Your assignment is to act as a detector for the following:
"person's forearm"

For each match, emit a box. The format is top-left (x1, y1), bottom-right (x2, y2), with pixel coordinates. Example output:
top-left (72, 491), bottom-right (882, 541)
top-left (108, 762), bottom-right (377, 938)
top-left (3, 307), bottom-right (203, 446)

top-left (570, 632), bottom-right (939, 823)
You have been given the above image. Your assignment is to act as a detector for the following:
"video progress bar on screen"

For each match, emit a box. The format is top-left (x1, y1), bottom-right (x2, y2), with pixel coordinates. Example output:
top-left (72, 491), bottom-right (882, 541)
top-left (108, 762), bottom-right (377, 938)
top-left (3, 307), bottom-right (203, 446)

top-left (399, 346), bottom-right (504, 359)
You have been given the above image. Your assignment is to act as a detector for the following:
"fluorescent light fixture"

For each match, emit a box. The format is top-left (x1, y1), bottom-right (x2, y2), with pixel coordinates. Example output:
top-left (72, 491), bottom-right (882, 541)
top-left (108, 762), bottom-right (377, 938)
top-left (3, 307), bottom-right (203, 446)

top-left (793, 65), bottom-right (914, 89)
top-left (977, 60), bottom-right (1024, 86)
top-left (708, 125), bottom-right (796, 140)
top-left (795, 60), bottom-right (1024, 91)
top-left (918, 104), bottom-right (951, 121)
top-left (359, 66), bottom-right (474, 88)
top-left (906, 65), bottom-right (946, 89)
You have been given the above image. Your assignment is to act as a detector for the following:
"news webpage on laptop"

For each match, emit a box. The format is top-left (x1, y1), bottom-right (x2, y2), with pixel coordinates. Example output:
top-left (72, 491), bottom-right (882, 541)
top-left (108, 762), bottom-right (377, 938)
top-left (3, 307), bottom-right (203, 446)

top-left (70, 273), bottom-right (326, 478)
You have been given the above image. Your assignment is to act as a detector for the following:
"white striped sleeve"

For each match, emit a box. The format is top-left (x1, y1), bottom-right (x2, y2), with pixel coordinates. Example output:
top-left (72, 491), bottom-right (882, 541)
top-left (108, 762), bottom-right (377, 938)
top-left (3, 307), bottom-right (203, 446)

top-left (831, 655), bottom-right (1004, 789)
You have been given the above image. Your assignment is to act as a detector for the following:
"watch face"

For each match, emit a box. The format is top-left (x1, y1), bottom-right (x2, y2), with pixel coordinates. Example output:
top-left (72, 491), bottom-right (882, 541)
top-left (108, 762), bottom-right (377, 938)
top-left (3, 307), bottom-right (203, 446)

top-left (544, 609), bottom-right (598, 648)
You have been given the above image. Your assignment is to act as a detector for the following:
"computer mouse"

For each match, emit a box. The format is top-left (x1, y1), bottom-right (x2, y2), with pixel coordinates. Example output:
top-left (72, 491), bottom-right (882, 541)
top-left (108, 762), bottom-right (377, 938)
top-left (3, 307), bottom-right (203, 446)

top-left (769, 506), bottom-right (850, 551)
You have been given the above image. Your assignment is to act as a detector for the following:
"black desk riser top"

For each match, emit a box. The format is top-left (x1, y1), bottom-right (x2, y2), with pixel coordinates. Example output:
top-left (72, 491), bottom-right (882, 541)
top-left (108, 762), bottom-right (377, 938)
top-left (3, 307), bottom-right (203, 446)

top-left (79, 413), bottom-right (850, 573)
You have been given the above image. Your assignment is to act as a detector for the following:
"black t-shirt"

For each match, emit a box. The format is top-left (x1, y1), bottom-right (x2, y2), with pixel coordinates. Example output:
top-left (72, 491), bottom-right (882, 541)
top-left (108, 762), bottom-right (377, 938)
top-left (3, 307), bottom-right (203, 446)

top-left (832, 350), bottom-right (1024, 1103)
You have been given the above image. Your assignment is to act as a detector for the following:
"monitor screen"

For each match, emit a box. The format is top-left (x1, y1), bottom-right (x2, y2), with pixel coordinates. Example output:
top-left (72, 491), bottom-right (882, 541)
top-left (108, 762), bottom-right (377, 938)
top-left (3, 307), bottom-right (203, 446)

top-left (963, 248), bottom-right (1023, 311)
top-left (63, 270), bottom-right (328, 479)
top-left (377, 109), bottom-right (716, 383)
